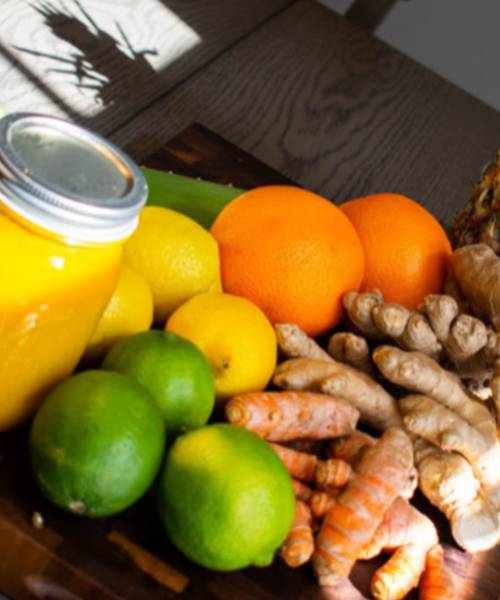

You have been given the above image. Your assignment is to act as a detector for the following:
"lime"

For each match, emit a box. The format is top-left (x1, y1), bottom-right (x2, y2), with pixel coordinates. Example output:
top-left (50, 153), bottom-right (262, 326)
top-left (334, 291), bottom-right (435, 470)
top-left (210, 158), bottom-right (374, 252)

top-left (30, 370), bottom-right (166, 517)
top-left (85, 265), bottom-right (153, 360)
top-left (123, 206), bottom-right (221, 324)
top-left (157, 423), bottom-right (295, 571)
top-left (102, 331), bottom-right (215, 436)
top-left (166, 292), bottom-right (277, 402)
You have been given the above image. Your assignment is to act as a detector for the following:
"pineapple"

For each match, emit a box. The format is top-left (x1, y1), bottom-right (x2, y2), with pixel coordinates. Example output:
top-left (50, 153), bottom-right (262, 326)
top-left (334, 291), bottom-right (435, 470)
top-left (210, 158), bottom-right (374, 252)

top-left (453, 150), bottom-right (500, 253)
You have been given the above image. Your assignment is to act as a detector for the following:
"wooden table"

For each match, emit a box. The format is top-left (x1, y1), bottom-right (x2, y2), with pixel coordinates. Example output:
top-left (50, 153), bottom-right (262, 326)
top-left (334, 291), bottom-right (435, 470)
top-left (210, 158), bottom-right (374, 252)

top-left (1, 2), bottom-right (500, 599)
top-left (1, 0), bottom-right (500, 222)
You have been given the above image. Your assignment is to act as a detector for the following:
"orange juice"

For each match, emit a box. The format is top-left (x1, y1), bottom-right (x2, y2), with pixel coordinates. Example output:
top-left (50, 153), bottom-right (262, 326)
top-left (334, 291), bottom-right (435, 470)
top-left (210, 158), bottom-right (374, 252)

top-left (0, 113), bottom-right (147, 430)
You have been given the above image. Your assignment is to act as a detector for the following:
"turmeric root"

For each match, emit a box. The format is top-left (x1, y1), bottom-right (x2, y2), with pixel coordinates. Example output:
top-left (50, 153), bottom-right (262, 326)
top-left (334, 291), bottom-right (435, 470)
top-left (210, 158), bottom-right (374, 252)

top-left (344, 290), bottom-right (495, 376)
top-left (419, 545), bottom-right (455, 600)
top-left (292, 479), bottom-right (314, 503)
top-left (359, 497), bottom-right (438, 600)
top-left (270, 443), bottom-right (318, 481)
top-left (329, 432), bottom-right (417, 501)
top-left (225, 391), bottom-right (359, 441)
top-left (328, 431), bottom-right (376, 464)
top-left (373, 346), bottom-right (500, 511)
top-left (275, 323), bottom-right (332, 362)
top-left (280, 500), bottom-right (314, 567)
top-left (273, 358), bottom-right (402, 431)
top-left (327, 332), bottom-right (373, 375)
top-left (413, 438), bottom-right (500, 552)
top-left (315, 459), bottom-right (353, 489)
top-left (450, 243), bottom-right (500, 331)
top-left (359, 497), bottom-right (437, 560)
top-left (313, 428), bottom-right (414, 586)
top-left (310, 491), bottom-right (337, 519)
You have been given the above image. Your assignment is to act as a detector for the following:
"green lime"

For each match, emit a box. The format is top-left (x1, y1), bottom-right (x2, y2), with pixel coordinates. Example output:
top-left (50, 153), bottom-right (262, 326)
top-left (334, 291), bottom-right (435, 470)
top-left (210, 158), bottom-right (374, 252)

top-left (157, 423), bottom-right (295, 571)
top-left (30, 370), bottom-right (166, 517)
top-left (102, 331), bottom-right (215, 436)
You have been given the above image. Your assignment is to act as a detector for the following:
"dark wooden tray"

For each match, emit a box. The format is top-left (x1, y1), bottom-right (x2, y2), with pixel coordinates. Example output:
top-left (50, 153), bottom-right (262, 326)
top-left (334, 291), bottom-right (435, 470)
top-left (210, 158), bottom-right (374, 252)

top-left (0, 124), bottom-right (498, 600)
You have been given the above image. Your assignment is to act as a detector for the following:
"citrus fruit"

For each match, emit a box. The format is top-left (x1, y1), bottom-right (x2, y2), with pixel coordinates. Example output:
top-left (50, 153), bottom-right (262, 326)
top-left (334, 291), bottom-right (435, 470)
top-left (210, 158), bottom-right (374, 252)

top-left (210, 185), bottom-right (365, 336)
top-left (102, 330), bottom-right (215, 436)
top-left (157, 423), bottom-right (295, 571)
top-left (166, 292), bottom-right (276, 401)
top-left (85, 265), bottom-right (153, 360)
top-left (30, 370), bottom-right (165, 517)
top-left (123, 206), bottom-right (221, 324)
top-left (340, 194), bottom-right (452, 309)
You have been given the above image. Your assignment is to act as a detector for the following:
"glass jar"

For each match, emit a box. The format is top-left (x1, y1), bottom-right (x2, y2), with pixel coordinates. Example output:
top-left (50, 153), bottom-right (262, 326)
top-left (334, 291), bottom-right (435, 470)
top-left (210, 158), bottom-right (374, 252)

top-left (0, 113), bottom-right (147, 431)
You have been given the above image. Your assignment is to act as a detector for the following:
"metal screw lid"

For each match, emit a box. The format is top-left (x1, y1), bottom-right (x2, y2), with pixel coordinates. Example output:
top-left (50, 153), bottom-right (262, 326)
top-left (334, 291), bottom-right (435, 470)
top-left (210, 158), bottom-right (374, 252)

top-left (0, 113), bottom-right (147, 245)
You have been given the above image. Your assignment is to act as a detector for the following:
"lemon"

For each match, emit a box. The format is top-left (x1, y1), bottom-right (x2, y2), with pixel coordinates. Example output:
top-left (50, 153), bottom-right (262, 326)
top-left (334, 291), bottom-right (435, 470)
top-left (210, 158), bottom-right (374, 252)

top-left (123, 207), bottom-right (221, 324)
top-left (166, 292), bottom-right (277, 401)
top-left (157, 423), bottom-right (295, 570)
top-left (86, 265), bottom-right (153, 359)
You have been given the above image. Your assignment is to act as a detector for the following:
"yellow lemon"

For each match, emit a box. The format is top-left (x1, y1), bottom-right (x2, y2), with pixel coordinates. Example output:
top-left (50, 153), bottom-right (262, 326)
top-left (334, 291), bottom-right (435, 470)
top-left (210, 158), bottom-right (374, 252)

top-left (166, 292), bottom-right (277, 401)
top-left (123, 207), bottom-right (221, 324)
top-left (86, 265), bottom-right (153, 359)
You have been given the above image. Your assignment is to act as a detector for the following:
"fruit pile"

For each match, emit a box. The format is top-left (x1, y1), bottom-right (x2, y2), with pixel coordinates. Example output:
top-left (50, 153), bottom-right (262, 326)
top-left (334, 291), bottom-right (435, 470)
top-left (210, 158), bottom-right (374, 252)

top-left (26, 159), bottom-right (500, 599)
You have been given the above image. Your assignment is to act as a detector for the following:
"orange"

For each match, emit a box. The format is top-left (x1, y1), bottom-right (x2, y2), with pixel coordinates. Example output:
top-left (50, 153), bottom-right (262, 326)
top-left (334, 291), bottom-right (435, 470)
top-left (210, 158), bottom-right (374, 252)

top-left (210, 186), bottom-right (365, 336)
top-left (340, 193), bottom-right (452, 309)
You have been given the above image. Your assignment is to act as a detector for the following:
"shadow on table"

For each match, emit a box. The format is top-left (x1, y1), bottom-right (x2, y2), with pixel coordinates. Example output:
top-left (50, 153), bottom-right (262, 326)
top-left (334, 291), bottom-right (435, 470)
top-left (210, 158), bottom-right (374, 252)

top-left (0, 0), bottom-right (218, 135)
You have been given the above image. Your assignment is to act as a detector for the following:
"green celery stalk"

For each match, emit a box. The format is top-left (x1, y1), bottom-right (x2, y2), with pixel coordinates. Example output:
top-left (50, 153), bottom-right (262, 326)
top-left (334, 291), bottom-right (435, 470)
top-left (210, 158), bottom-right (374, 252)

top-left (141, 166), bottom-right (246, 229)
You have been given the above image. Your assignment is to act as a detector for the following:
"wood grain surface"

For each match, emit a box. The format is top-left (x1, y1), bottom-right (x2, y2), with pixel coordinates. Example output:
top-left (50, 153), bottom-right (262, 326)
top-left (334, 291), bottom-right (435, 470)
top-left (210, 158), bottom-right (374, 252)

top-left (0, 124), bottom-right (498, 600)
top-left (110, 0), bottom-right (500, 225)
top-left (0, 0), bottom-right (292, 133)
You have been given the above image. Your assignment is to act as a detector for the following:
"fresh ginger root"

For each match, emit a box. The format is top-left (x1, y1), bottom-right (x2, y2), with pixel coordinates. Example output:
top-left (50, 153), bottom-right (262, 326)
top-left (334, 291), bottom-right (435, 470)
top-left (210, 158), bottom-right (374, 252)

top-left (450, 243), bottom-right (500, 332)
top-left (225, 391), bottom-right (359, 441)
top-left (313, 428), bottom-right (414, 586)
top-left (419, 545), bottom-right (455, 600)
top-left (273, 358), bottom-right (402, 431)
top-left (275, 323), bottom-right (332, 362)
top-left (344, 290), bottom-right (497, 377)
top-left (280, 500), bottom-right (315, 567)
top-left (373, 346), bottom-right (500, 512)
top-left (413, 438), bottom-right (500, 552)
top-left (327, 332), bottom-right (373, 375)
top-left (270, 443), bottom-right (318, 481)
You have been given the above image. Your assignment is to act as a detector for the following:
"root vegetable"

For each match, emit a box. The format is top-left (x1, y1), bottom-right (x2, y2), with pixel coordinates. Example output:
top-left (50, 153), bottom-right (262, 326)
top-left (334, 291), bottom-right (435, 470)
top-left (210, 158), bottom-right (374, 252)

top-left (315, 459), bottom-right (353, 489)
top-left (273, 358), bottom-right (402, 431)
top-left (344, 290), bottom-right (495, 377)
top-left (275, 323), bottom-right (332, 361)
top-left (292, 479), bottom-right (314, 503)
top-left (269, 443), bottom-right (318, 481)
top-left (313, 428), bottom-right (414, 586)
top-left (280, 500), bottom-right (314, 567)
top-left (225, 391), bottom-right (359, 441)
top-left (450, 243), bottom-right (500, 331)
top-left (414, 438), bottom-right (500, 552)
top-left (327, 332), bottom-right (373, 374)
top-left (373, 346), bottom-right (500, 510)
top-left (311, 491), bottom-right (337, 519)
top-left (419, 545), bottom-right (455, 600)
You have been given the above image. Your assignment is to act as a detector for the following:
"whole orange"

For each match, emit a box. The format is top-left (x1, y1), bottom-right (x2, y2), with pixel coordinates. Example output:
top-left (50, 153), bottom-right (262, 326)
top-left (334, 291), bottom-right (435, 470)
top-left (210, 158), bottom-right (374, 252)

top-left (340, 193), bottom-right (451, 309)
top-left (210, 186), bottom-right (365, 336)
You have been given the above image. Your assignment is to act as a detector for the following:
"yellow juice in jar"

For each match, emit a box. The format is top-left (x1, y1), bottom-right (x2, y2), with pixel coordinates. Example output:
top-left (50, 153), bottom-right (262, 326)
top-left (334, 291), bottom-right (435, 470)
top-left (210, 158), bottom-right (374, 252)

top-left (0, 212), bottom-right (122, 430)
top-left (0, 113), bottom-right (147, 431)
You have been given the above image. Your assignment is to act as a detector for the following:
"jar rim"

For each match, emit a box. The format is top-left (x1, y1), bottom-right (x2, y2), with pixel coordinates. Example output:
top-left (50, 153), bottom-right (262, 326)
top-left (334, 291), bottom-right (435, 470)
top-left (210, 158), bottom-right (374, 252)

top-left (0, 113), bottom-right (147, 244)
